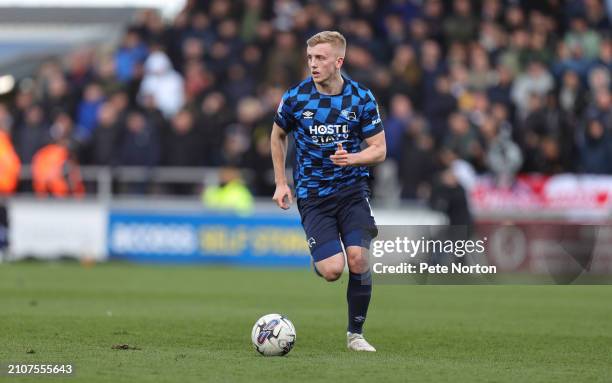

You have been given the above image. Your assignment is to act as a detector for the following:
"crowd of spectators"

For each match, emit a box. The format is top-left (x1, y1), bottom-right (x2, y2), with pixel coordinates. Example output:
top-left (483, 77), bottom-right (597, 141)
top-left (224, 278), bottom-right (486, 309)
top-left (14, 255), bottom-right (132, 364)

top-left (0, 0), bottom-right (611, 200)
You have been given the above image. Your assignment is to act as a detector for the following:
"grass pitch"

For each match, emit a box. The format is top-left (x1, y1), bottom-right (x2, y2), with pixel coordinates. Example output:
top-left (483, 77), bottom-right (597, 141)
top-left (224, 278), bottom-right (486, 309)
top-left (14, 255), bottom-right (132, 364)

top-left (0, 262), bottom-right (610, 382)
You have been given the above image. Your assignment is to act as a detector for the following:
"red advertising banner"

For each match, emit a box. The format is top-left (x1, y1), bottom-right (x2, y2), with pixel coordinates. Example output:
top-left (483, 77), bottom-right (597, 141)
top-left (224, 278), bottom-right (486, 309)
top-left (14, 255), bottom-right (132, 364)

top-left (471, 174), bottom-right (612, 211)
top-left (477, 222), bottom-right (612, 275)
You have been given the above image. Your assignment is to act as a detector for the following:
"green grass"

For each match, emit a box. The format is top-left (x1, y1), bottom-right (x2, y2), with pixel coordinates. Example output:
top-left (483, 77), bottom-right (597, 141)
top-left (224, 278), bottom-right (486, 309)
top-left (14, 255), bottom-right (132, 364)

top-left (0, 262), bottom-right (610, 382)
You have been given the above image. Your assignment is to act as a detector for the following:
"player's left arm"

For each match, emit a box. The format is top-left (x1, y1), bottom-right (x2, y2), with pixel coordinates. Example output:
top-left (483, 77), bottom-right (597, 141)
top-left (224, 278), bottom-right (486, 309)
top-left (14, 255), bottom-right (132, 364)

top-left (330, 132), bottom-right (386, 166)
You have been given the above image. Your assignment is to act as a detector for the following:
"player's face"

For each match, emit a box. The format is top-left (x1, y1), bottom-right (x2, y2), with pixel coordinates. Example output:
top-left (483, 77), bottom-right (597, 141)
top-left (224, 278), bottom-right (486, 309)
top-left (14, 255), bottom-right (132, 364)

top-left (307, 43), bottom-right (343, 84)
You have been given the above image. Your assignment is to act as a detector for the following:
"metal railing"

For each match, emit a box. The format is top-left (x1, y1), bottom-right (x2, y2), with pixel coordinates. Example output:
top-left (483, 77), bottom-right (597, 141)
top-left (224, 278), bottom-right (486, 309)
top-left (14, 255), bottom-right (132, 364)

top-left (17, 165), bottom-right (278, 200)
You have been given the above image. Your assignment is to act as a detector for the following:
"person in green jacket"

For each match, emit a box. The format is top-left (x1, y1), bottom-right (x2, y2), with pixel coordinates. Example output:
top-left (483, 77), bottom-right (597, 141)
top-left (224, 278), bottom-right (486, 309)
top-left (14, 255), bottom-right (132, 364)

top-left (202, 167), bottom-right (253, 215)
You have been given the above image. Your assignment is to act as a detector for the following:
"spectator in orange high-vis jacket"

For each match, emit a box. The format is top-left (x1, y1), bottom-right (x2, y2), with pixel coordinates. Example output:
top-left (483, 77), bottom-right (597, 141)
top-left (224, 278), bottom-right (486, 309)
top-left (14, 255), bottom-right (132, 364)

top-left (0, 130), bottom-right (20, 195)
top-left (0, 105), bottom-right (20, 195)
top-left (32, 139), bottom-right (84, 197)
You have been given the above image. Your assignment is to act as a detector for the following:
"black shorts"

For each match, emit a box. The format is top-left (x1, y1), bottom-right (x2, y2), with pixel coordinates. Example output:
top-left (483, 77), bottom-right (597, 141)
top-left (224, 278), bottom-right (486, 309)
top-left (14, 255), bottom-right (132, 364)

top-left (297, 182), bottom-right (378, 262)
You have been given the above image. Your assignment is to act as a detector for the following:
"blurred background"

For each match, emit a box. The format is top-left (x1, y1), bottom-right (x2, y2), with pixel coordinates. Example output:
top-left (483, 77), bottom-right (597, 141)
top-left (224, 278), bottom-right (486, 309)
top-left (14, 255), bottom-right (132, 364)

top-left (0, 0), bottom-right (611, 275)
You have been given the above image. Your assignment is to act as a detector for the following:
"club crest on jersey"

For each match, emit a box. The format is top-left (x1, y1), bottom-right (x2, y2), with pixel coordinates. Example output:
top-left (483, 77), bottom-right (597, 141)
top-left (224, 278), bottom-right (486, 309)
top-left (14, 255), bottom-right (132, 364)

top-left (340, 109), bottom-right (357, 121)
top-left (302, 110), bottom-right (314, 119)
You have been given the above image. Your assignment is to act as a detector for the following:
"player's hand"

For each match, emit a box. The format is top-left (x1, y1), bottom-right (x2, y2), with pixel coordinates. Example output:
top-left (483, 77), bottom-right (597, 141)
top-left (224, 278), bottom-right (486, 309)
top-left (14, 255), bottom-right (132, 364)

top-left (272, 183), bottom-right (293, 210)
top-left (330, 142), bottom-right (354, 166)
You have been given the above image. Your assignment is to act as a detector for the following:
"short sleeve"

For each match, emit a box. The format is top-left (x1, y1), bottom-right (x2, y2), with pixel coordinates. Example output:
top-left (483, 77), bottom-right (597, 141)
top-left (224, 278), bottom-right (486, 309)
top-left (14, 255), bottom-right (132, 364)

top-left (359, 90), bottom-right (383, 138)
top-left (273, 91), bottom-right (296, 132)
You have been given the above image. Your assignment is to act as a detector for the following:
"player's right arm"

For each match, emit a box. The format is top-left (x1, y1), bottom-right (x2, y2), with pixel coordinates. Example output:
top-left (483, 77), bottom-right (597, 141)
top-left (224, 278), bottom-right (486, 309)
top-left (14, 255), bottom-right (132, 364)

top-left (271, 122), bottom-right (293, 209)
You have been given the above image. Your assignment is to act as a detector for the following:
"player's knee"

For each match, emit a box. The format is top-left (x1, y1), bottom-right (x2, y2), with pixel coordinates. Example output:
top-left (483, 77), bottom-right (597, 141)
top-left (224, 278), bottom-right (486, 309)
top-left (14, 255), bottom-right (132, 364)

top-left (315, 252), bottom-right (344, 282)
top-left (347, 248), bottom-right (369, 274)
top-left (318, 260), bottom-right (343, 281)
top-left (322, 267), bottom-right (343, 282)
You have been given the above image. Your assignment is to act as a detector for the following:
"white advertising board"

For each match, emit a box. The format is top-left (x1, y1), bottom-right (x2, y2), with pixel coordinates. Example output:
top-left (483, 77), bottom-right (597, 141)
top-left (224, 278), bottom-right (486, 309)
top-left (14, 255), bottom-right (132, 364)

top-left (8, 199), bottom-right (107, 261)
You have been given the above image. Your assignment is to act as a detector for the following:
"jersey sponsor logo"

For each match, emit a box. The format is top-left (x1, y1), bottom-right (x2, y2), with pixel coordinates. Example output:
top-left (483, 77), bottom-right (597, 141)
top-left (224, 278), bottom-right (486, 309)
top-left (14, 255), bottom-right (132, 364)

top-left (340, 109), bottom-right (357, 121)
top-left (302, 110), bottom-right (314, 119)
top-left (308, 124), bottom-right (350, 145)
top-left (308, 124), bottom-right (348, 135)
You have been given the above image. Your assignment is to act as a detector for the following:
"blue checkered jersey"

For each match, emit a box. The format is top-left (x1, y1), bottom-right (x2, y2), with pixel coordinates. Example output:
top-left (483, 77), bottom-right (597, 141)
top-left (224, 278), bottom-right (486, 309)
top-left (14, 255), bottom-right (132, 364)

top-left (274, 75), bottom-right (383, 199)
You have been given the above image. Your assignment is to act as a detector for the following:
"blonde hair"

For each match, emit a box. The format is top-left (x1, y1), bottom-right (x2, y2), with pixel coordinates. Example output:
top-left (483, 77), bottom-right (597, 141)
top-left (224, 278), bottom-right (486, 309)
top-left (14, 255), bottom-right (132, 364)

top-left (306, 31), bottom-right (346, 56)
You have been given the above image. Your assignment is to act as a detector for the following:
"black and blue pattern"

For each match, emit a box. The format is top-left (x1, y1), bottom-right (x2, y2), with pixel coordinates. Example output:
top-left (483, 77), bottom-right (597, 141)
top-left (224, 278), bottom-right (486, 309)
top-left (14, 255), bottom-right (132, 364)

top-left (274, 75), bottom-right (383, 199)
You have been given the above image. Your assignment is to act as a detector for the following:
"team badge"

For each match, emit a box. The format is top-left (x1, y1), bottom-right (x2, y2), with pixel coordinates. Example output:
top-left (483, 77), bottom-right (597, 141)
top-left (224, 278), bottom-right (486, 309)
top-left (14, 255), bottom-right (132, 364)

top-left (340, 109), bottom-right (357, 121)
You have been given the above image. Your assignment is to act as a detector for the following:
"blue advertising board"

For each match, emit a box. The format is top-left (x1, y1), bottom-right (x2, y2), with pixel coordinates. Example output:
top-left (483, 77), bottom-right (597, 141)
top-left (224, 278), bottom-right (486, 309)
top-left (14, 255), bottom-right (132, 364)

top-left (108, 210), bottom-right (311, 266)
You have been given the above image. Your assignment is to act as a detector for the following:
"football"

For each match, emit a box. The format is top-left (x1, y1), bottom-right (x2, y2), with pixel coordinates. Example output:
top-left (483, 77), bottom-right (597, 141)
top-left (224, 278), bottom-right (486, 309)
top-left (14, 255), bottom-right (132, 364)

top-left (251, 313), bottom-right (296, 356)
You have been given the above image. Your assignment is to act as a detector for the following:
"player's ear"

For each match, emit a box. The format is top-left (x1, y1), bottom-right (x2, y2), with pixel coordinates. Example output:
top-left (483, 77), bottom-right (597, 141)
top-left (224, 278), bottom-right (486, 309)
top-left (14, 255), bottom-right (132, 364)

top-left (336, 56), bottom-right (344, 69)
